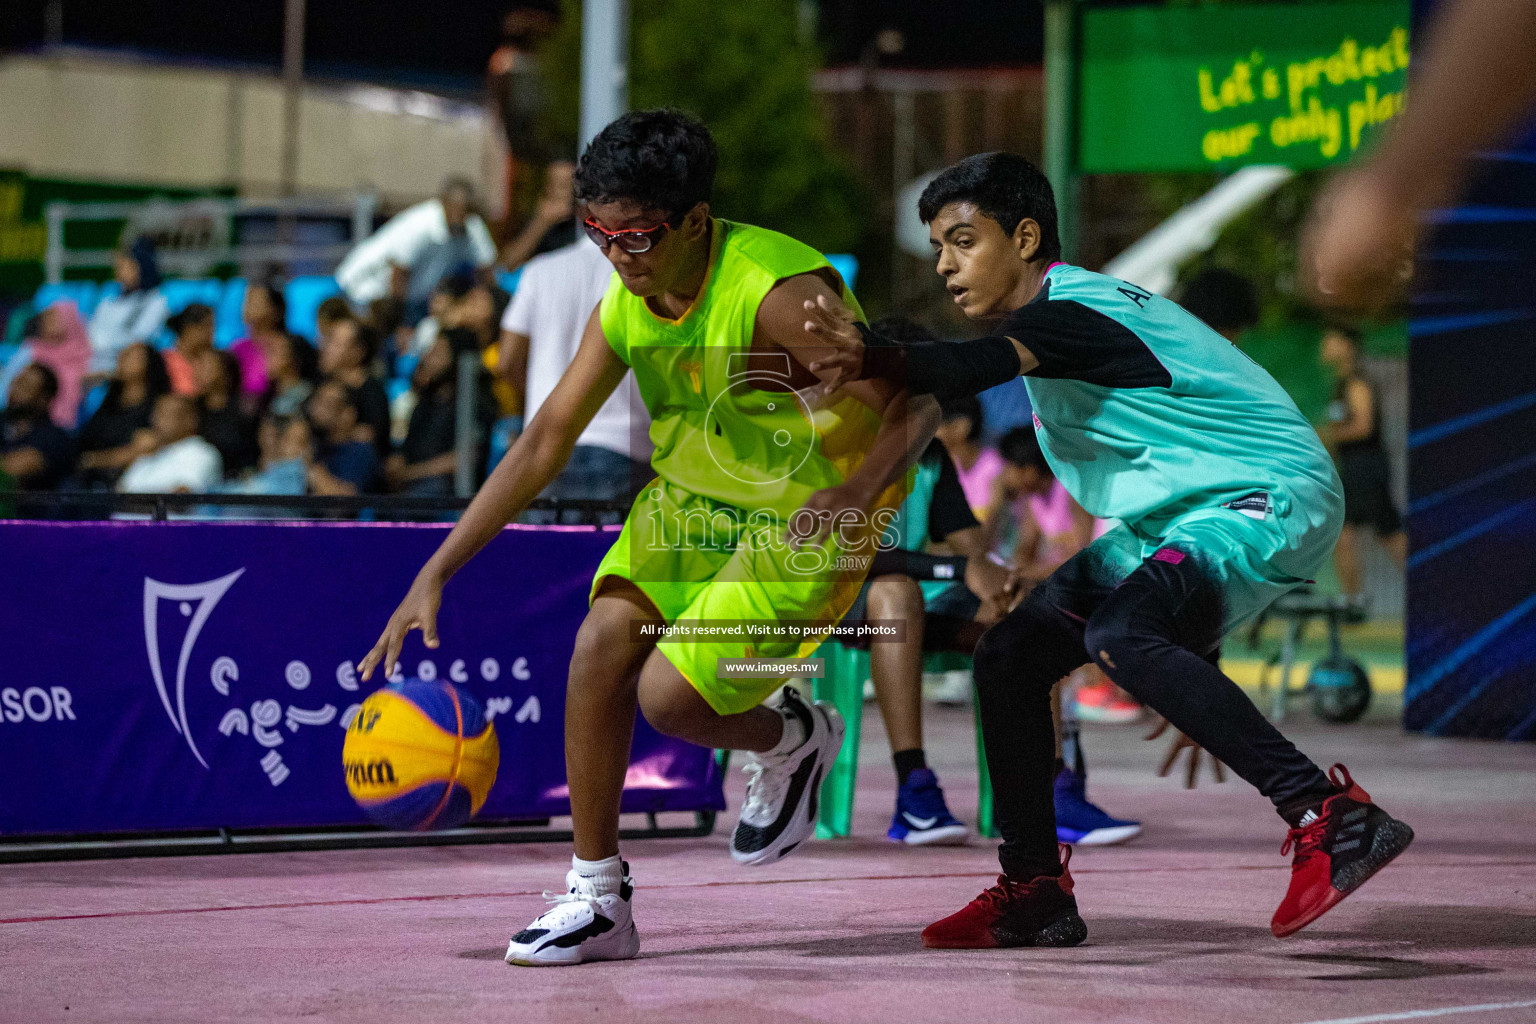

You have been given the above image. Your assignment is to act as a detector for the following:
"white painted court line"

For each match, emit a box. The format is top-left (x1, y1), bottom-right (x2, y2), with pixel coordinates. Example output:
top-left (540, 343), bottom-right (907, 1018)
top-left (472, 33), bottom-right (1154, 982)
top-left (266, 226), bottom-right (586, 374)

top-left (1295, 998), bottom-right (1536, 1024)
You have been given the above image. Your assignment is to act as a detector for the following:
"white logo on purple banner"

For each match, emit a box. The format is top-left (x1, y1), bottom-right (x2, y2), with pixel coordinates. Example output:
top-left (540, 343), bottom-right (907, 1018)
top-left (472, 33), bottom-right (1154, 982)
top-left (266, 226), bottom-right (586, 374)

top-left (143, 571), bottom-right (537, 783)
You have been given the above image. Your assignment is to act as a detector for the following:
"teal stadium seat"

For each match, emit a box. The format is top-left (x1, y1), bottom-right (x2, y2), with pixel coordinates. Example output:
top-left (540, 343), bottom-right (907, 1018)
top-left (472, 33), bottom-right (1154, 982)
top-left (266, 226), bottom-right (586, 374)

top-left (824, 254), bottom-right (859, 292)
top-left (284, 275), bottom-right (343, 340)
top-left (32, 281), bottom-right (100, 317)
top-left (160, 279), bottom-right (224, 315)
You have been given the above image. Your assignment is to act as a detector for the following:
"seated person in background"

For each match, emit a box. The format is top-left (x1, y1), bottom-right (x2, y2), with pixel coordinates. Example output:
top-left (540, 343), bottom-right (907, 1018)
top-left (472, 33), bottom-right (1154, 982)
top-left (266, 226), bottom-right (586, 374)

top-left (194, 349), bottom-right (258, 477)
top-left (319, 316), bottom-right (391, 455)
top-left (495, 236), bottom-right (653, 504)
top-left (1, 364), bottom-right (77, 491)
top-left (163, 303), bottom-right (216, 396)
top-left (88, 237), bottom-right (168, 376)
top-left (315, 295), bottom-right (355, 351)
top-left (215, 415), bottom-right (312, 509)
top-left (257, 330), bottom-right (318, 420)
top-left (229, 281), bottom-right (290, 400)
top-left (2, 301), bottom-right (93, 430)
top-left (117, 393), bottom-right (223, 494)
top-left (441, 280), bottom-right (513, 414)
top-left (365, 297), bottom-right (410, 371)
top-left (305, 379), bottom-right (381, 495)
top-left (935, 395), bottom-right (1003, 519)
top-left (406, 280), bottom-right (456, 358)
top-left (386, 332), bottom-right (494, 496)
top-left (76, 342), bottom-right (171, 488)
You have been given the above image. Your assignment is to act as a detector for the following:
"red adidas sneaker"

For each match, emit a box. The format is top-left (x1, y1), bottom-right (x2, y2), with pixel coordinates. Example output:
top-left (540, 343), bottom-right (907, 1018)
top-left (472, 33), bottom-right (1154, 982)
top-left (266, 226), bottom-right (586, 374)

top-left (922, 845), bottom-right (1087, 949)
top-left (1272, 764), bottom-right (1414, 938)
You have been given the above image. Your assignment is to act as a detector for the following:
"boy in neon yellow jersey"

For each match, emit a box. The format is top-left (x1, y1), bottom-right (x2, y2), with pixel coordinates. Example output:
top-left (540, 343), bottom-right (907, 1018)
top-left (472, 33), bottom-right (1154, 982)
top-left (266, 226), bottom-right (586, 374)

top-left (360, 110), bottom-right (935, 966)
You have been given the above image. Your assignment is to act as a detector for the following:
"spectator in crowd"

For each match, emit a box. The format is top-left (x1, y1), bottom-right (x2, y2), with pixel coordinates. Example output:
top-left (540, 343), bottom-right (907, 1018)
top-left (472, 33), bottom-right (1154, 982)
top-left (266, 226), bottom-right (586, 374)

top-left (1, 301), bottom-right (93, 429)
top-left (334, 178), bottom-right (498, 323)
top-left (1321, 324), bottom-right (1407, 597)
top-left (163, 303), bottom-right (216, 396)
top-left (495, 237), bottom-right (652, 502)
top-left (117, 393), bottom-right (223, 494)
top-left (366, 296), bottom-right (410, 369)
top-left (216, 414), bottom-right (311, 504)
top-left (405, 281), bottom-right (451, 358)
top-left (1, 364), bottom-right (77, 491)
top-left (387, 332), bottom-right (494, 496)
top-left (486, 1), bottom-right (564, 219)
top-left (498, 161), bottom-right (578, 273)
top-left (935, 395), bottom-right (1003, 518)
top-left (1176, 266), bottom-right (1261, 343)
top-left (194, 349), bottom-right (258, 477)
top-left (319, 316), bottom-right (391, 454)
top-left (229, 282), bottom-right (289, 399)
top-left (441, 279), bottom-right (513, 414)
top-left (87, 237), bottom-right (168, 375)
top-left (315, 295), bottom-right (355, 349)
top-left (75, 342), bottom-right (171, 488)
top-left (258, 330), bottom-right (318, 420)
top-left (306, 379), bottom-right (381, 495)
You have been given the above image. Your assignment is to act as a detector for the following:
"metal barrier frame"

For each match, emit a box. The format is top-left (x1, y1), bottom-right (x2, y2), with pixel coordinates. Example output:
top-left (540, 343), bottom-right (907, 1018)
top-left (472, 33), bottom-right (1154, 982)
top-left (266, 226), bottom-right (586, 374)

top-left (0, 493), bottom-right (718, 862)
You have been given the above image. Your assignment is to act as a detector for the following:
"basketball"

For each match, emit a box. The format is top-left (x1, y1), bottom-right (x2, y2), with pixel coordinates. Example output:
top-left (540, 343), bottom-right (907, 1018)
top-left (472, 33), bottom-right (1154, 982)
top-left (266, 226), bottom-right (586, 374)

top-left (342, 679), bottom-right (500, 831)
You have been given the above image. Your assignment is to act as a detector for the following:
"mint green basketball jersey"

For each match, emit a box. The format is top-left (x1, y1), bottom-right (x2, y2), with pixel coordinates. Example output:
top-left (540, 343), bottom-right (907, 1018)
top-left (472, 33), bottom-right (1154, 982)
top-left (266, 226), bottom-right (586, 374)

top-left (1006, 264), bottom-right (1342, 553)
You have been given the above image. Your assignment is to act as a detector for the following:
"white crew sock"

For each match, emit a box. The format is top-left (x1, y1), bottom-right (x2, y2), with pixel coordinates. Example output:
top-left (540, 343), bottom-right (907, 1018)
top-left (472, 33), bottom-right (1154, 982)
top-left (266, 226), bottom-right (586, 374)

top-left (763, 705), bottom-right (807, 759)
top-left (571, 853), bottom-right (624, 897)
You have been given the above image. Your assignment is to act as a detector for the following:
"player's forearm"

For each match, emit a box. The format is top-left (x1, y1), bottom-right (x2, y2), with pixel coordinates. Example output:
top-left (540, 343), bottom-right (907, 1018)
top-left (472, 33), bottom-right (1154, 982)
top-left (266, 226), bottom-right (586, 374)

top-left (417, 420), bottom-right (574, 585)
top-left (859, 328), bottom-right (1031, 401)
top-left (1371, 0), bottom-right (1536, 209)
top-left (843, 392), bottom-right (942, 505)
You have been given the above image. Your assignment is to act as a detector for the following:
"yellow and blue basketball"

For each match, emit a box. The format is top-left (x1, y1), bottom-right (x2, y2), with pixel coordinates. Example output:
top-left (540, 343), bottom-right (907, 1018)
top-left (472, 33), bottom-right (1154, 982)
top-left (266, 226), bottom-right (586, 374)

top-left (342, 678), bottom-right (500, 831)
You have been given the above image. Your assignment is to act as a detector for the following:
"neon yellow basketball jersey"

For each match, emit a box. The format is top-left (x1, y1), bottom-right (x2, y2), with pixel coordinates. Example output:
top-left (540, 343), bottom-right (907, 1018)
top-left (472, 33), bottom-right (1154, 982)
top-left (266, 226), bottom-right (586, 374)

top-left (599, 219), bottom-right (876, 519)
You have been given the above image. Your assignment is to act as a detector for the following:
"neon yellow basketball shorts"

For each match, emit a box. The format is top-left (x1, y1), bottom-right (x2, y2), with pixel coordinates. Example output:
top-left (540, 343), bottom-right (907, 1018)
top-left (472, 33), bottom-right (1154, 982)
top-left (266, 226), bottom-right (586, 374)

top-left (590, 477), bottom-right (895, 715)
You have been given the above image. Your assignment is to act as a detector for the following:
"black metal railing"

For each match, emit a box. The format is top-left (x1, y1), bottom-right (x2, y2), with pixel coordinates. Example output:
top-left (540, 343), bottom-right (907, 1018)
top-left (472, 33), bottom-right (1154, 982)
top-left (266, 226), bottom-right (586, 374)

top-left (2, 491), bottom-right (633, 524)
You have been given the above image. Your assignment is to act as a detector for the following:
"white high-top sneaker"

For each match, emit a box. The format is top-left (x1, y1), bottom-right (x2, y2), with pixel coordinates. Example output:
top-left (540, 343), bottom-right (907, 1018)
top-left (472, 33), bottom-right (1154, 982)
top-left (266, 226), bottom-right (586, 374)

top-left (730, 686), bottom-right (844, 866)
top-left (504, 864), bottom-right (640, 967)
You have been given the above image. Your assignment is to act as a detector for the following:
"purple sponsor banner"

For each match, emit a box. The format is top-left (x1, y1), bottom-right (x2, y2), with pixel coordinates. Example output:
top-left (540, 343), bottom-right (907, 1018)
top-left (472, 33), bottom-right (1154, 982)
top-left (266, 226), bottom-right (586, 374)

top-left (0, 521), bottom-right (724, 835)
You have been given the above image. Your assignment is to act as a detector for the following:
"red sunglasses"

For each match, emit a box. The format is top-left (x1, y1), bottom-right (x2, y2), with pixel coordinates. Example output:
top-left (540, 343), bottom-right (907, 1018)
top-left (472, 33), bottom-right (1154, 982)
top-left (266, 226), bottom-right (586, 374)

top-left (582, 216), bottom-right (675, 254)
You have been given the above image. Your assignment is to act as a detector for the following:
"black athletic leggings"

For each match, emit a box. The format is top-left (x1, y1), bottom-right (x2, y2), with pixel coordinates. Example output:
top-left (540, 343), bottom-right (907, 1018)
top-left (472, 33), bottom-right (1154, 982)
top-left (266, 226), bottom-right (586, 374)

top-left (974, 548), bottom-right (1333, 880)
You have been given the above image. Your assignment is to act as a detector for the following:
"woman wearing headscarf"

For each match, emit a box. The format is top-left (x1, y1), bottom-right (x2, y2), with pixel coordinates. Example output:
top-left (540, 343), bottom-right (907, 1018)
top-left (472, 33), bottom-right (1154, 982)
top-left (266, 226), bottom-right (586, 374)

top-left (88, 237), bottom-right (169, 375)
top-left (6, 301), bottom-right (94, 429)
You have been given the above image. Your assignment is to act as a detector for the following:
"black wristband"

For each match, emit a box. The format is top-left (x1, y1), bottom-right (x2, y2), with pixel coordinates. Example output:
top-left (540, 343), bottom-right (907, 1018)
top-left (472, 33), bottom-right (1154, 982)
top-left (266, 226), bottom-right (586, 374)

top-left (868, 548), bottom-right (968, 582)
top-left (853, 328), bottom-right (1022, 401)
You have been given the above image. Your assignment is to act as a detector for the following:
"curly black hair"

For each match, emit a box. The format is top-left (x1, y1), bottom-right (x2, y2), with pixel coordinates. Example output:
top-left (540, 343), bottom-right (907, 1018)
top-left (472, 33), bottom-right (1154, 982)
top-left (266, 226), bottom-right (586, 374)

top-left (918, 152), bottom-right (1061, 264)
top-left (574, 108), bottom-right (718, 222)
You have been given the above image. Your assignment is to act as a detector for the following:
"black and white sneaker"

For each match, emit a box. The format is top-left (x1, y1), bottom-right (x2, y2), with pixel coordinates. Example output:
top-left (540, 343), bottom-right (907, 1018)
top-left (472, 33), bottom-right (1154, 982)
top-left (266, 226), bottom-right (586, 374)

top-left (504, 864), bottom-right (640, 967)
top-left (730, 686), bottom-right (844, 866)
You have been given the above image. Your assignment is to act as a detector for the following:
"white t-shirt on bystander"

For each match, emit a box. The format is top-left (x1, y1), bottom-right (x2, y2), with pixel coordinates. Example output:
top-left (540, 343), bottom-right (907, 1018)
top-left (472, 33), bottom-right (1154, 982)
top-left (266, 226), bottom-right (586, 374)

top-left (118, 436), bottom-right (224, 494)
top-left (501, 241), bottom-right (653, 462)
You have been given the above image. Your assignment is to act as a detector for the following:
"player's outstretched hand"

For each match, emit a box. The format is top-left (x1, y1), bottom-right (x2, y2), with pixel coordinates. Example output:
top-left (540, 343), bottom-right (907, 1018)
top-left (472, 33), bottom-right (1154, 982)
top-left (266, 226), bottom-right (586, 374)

top-left (1144, 714), bottom-right (1227, 788)
top-left (803, 293), bottom-right (865, 395)
top-left (359, 576), bottom-right (443, 683)
top-left (1300, 165), bottom-right (1416, 312)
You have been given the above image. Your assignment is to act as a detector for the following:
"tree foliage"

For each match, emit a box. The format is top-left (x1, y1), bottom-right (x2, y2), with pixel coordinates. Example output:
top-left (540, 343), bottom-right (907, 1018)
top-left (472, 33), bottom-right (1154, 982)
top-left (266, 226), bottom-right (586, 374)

top-left (540, 0), bottom-right (869, 252)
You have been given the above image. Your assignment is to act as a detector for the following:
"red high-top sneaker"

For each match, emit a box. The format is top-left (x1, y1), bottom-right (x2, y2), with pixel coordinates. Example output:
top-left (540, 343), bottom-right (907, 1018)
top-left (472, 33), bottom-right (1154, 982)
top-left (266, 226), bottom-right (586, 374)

top-left (1272, 764), bottom-right (1414, 938)
top-left (922, 845), bottom-right (1087, 949)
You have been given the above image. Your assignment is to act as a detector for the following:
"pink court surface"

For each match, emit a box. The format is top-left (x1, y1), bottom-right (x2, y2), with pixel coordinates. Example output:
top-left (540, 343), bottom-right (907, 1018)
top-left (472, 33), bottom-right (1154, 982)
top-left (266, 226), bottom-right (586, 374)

top-left (4, 699), bottom-right (1536, 1024)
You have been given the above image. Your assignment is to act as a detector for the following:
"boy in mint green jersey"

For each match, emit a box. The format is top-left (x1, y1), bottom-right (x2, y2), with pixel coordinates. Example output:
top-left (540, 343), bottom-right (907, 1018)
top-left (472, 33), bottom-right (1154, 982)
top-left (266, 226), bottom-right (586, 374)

top-left (361, 110), bottom-right (932, 966)
top-left (804, 152), bottom-right (1413, 946)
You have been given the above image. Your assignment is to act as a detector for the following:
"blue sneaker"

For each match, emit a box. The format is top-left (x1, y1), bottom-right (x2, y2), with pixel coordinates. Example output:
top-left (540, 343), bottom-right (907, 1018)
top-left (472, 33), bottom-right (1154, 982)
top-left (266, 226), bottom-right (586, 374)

top-left (1054, 766), bottom-right (1141, 846)
top-left (888, 768), bottom-right (970, 845)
